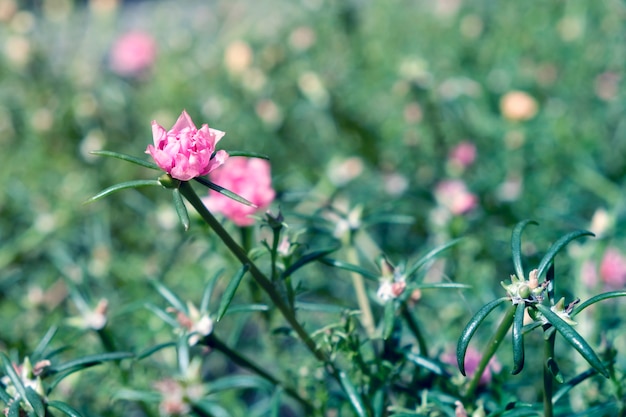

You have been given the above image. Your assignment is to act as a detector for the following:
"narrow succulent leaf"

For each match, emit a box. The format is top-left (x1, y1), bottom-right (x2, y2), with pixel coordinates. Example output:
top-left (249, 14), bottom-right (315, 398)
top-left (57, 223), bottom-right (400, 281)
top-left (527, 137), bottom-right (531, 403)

top-left (552, 368), bottom-right (598, 404)
top-left (536, 230), bottom-right (594, 279)
top-left (224, 304), bottom-right (270, 315)
top-left (270, 388), bottom-right (282, 417)
top-left (382, 301), bottom-right (395, 340)
top-left (177, 335), bottom-right (190, 373)
top-left (404, 351), bottom-right (448, 376)
top-left (318, 258), bottom-right (379, 280)
top-left (136, 342), bottom-right (176, 360)
top-left (216, 265), bottom-right (249, 322)
top-left (546, 263), bottom-right (555, 304)
top-left (49, 352), bottom-right (134, 374)
top-left (511, 220), bottom-right (538, 280)
top-left (546, 357), bottom-right (564, 383)
top-left (193, 177), bottom-right (256, 207)
top-left (172, 188), bottom-right (190, 231)
top-left (85, 180), bottom-right (161, 203)
top-left (149, 280), bottom-right (188, 314)
top-left (191, 401), bottom-right (231, 417)
top-left (414, 283), bottom-right (471, 290)
top-left (47, 400), bottom-right (84, 417)
top-left (200, 268), bottom-right (224, 314)
top-left (511, 302), bottom-right (526, 375)
top-left (338, 371), bottom-right (367, 417)
top-left (89, 150), bottom-right (160, 170)
top-left (535, 304), bottom-right (609, 378)
top-left (521, 321), bottom-right (543, 335)
top-left (0, 384), bottom-right (11, 403)
top-left (293, 302), bottom-right (344, 313)
top-left (0, 352), bottom-right (31, 411)
top-left (572, 290), bottom-right (626, 317)
top-left (281, 246), bottom-right (341, 279)
top-left (225, 151), bottom-right (270, 159)
top-left (457, 297), bottom-right (509, 375)
top-left (405, 238), bottom-right (463, 279)
top-left (24, 387), bottom-right (45, 417)
top-left (362, 213), bottom-right (415, 226)
top-left (31, 325), bottom-right (58, 361)
top-left (7, 400), bottom-right (21, 417)
top-left (144, 303), bottom-right (179, 327)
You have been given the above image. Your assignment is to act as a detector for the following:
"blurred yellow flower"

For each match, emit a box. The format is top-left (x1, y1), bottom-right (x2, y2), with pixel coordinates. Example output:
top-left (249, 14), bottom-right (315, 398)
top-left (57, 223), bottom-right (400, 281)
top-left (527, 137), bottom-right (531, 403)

top-left (500, 91), bottom-right (538, 121)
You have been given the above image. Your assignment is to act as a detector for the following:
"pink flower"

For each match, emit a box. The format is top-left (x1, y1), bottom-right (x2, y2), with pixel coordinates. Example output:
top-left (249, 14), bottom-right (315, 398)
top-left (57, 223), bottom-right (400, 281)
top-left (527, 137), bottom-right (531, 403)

top-left (203, 157), bottom-right (275, 226)
top-left (434, 179), bottom-right (478, 215)
top-left (146, 111), bottom-right (228, 181)
top-left (442, 347), bottom-right (501, 385)
top-left (109, 31), bottom-right (157, 76)
top-left (448, 141), bottom-right (477, 169)
top-left (599, 247), bottom-right (626, 289)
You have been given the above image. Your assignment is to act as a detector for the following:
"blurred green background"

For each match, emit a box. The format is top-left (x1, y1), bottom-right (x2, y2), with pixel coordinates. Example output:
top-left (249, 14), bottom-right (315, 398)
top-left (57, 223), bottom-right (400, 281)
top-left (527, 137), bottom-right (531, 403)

top-left (1, 0), bottom-right (626, 414)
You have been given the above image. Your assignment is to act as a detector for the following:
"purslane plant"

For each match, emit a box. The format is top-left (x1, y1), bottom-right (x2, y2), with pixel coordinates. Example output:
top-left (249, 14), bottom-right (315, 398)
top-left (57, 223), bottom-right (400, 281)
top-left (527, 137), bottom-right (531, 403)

top-left (457, 220), bottom-right (626, 416)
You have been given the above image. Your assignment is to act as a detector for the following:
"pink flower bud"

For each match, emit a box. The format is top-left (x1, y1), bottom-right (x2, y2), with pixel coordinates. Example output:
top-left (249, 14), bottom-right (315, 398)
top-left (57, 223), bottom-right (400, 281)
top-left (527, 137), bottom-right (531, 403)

top-left (599, 247), bottom-right (626, 289)
top-left (203, 157), bottom-right (275, 226)
top-left (146, 110), bottom-right (228, 181)
top-left (448, 141), bottom-right (477, 169)
top-left (434, 179), bottom-right (478, 215)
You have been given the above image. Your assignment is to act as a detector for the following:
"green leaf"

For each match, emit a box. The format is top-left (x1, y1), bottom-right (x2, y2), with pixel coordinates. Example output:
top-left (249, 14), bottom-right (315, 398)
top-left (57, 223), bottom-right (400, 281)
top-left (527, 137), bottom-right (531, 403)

top-left (135, 342), bottom-right (176, 360)
top-left (572, 290), bottom-right (626, 317)
top-left (31, 325), bottom-right (58, 362)
top-left (89, 150), bottom-right (160, 170)
top-left (0, 384), bottom-right (11, 403)
top-left (413, 283), bottom-right (471, 290)
top-left (144, 303), bottom-right (179, 327)
top-left (172, 188), bottom-right (190, 231)
top-left (294, 302), bottom-right (345, 313)
top-left (47, 400), bottom-right (84, 417)
top-left (24, 387), bottom-right (45, 417)
top-left (457, 297), bottom-right (509, 375)
top-left (194, 177), bottom-right (256, 207)
top-left (177, 335), bottom-right (190, 373)
top-left (338, 371), bottom-right (367, 417)
top-left (7, 399), bottom-right (21, 417)
top-left (200, 268), bottom-right (224, 313)
top-left (205, 375), bottom-right (272, 393)
top-left (191, 401), bottom-right (231, 417)
top-left (536, 230), bottom-right (594, 279)
top-left (224, 304), bottom-right (270, 315)
top-left (552, 367), bottom-right (598, 404)
top-left (85, 180), bottom-right (161, 203)
top-left (0, 352), bottom-right (31, 412)
top-left (49, 352), bottom-right (134, 374)
top-left (405, 238), bottom-right (463, 280)
top-left (535, 304), bottom-right (609, 378)
top-left (511, 220), bottom-right (538, 280)
top-left (511, 302), bottom-right (525, 375)
top-left (281, 245), bottom-right (341, 279)
top-left (225, 151), bottom-right (270, 159)
top-left (318, 258), bottom-right (379, 280)
top-left (382, 301), bottom-right (395, 340)
top-left (150, 280), bottom-right (188, 314)
top-left (403, 351), bottom-right (447, 376)
top-left (216, 265), bottom-right (249, 322)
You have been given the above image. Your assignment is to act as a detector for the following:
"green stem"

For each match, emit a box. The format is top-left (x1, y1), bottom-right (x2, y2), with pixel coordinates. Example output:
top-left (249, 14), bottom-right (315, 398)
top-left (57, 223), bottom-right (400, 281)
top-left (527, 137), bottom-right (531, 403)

top-left (346, 242), bottom-right (375, 338)
top-left (400, 302), bottom-right (428, 356)
top-left (464, 304), bottom-right (516, 399)
top-left (204, 333), bottom-right (314, 414)
top-left (543, 327), bottom-right (556, 417)
top-left (179, 182), bottom-right (328, 365)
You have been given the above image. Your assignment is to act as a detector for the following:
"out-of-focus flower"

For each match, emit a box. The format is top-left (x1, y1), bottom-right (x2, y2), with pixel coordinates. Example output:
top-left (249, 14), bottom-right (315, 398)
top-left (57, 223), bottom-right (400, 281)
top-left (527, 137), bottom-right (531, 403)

top-left (599, 247), bottom-right (626, 289)
top-left (442, 347), bottom-right (501, 385)
top-left (500, 91), bottom-right (538, 121)
top-left (594, 72), bottom-right (620, 102)
top-left (376, 257), bottom-right (406, 302)
top-left (434, 179), bottom-right (477, 215)
top-left (171, 302), bottom-right (213, 346)
top-left (109, 31), bottom-right (156, 77)
top-left (203, 157), bottom-right (275, 226)
top-left (327, 156), bottom-right (364, 187)
top-left (448, 141), bottom-right (477, 169)
top-left (146, 110), bottom-right (228, 181)
top-left (580, 260), bottom-right (598, 289)
top-left (224, 40), bottom-right (252, 74)
top-left (588, 208), bottom-right (613, 238)
top-left (289, 26), bottom-right (316, 51)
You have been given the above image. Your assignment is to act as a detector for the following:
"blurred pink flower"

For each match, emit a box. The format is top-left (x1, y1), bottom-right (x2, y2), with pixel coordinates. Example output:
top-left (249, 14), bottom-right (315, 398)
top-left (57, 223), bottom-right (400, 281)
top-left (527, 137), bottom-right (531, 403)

top-left (109, 31), bottom-right (156, 76)
top-left (448, 141), bottom-right (477, 169)
top-left (599, 247), bottom-right (626, 289)
top-left (434, 179), bottom-right (478, 215)
top-left (204, 157), bottom-right (275, 226)
top-left (442, 347), bottom-right (500, 385)
top-left (146, 110), bottom-right (228, 181)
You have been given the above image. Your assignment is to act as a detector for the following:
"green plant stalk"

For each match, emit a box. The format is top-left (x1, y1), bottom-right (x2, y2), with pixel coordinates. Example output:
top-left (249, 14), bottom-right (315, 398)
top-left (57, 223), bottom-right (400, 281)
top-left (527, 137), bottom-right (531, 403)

top-left (400, 302), bottom-right (428, 356)
top-left (543, 326), bottom-right (556, 417)
top-left (464, 304), bottom-right (516, 399)
top-left (179, 182), bottom-right (328, 364)
top-left (346, 241), bottom-right (375, 338)
top-left (204, 334), bottom-right (314, 414)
